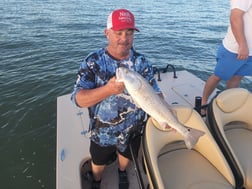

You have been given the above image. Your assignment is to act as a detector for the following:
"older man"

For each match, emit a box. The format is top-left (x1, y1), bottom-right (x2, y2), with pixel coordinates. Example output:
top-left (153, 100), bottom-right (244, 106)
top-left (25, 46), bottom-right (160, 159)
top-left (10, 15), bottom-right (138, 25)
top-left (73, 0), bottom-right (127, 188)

top-left (72, 9), bottom-right (161, 189)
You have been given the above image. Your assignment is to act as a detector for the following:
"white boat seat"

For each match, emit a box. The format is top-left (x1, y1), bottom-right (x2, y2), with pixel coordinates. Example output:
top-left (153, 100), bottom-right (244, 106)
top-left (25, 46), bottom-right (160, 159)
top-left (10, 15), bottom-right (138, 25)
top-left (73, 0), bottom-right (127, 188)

top-left (142, 105), bottom-right (236, 189)
top-left (207, 88), bottom-right (252, 189)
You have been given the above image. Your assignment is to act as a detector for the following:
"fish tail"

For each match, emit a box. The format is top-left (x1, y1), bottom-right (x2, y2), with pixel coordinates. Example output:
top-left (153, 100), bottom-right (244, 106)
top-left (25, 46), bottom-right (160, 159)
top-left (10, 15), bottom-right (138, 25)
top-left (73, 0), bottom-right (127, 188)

top-left (184, 128), bottom-right (205, 149)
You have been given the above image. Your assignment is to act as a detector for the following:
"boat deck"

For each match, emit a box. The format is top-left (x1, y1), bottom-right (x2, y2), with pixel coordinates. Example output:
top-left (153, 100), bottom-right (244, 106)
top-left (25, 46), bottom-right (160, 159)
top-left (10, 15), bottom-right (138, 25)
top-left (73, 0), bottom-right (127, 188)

top-left (56, 70), bottom-right (219, 189)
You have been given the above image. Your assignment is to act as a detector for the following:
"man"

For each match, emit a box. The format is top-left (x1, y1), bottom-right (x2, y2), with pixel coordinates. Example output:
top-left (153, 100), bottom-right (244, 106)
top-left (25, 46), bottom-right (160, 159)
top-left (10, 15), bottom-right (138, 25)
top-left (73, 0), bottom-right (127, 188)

top-left (71, 9), bottom-right (162, 189)
top-left (202, 0), bottom-right (252, 109)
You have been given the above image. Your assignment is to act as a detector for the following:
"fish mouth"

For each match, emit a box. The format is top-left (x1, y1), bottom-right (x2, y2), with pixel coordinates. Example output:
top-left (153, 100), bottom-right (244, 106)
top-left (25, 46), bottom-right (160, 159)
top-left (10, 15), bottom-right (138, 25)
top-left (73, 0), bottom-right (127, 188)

top-left (116, 68), bottom-right (123, 81)
top-left (116, 67), bottom-right (142, 91)
top-left (116, 67), bottom-right (128, 81)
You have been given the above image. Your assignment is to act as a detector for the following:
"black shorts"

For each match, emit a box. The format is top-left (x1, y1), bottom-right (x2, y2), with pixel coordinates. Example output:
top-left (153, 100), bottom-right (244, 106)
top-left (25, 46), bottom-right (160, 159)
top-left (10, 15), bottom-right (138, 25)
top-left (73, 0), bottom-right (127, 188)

top-left (90, 135), bottom-right (141, 165)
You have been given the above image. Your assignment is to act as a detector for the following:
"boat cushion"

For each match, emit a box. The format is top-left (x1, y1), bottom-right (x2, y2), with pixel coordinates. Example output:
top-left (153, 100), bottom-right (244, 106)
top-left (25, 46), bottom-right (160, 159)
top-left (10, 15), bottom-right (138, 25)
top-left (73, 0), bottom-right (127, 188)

top-left (216, 88), bottom-right (249, 113)
top-left (142, 105), bottom-right (235, 189)
top-left (159, 148), bottom-right (233, 189)
top-left (226, 126), bottom-right (252, 189)
top-left (211, 88), bottom-right (252, 189)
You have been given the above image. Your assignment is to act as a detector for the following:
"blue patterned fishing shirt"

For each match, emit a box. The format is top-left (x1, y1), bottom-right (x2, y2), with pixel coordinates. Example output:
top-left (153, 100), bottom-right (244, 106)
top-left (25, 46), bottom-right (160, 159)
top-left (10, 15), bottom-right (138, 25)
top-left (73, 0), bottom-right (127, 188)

top-left (71, 48), bottom-right (161, 151)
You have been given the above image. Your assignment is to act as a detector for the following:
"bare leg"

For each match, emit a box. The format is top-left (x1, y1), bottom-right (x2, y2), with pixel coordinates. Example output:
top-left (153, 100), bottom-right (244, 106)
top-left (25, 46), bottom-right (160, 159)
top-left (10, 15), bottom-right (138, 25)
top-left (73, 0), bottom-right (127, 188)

top-left (118, 153), bottom-right (130, 171)
top-left (226, 75), bottom-right (243, 88)
top-left (91, 161), bottom-right (105, 181)
top-left (202, 74), bottom-right (221, 105)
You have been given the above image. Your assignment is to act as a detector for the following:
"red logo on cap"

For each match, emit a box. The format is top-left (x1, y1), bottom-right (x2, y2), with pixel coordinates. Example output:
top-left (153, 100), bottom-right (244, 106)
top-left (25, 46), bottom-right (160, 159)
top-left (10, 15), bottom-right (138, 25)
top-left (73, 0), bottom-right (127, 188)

top-left (118, 11), bottom-right (132, 23)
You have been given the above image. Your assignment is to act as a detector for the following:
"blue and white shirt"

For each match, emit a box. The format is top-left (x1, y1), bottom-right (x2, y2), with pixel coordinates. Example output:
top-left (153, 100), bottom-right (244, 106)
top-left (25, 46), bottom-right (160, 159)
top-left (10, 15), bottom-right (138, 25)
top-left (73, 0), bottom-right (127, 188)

top-left (72, 48), bottom-right (161, 151)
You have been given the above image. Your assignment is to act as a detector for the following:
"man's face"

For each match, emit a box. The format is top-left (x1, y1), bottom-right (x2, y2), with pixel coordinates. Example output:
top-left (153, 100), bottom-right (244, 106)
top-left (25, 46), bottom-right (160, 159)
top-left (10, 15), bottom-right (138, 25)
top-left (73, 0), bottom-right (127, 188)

top-left (105, 29), bottom-right (134, 59)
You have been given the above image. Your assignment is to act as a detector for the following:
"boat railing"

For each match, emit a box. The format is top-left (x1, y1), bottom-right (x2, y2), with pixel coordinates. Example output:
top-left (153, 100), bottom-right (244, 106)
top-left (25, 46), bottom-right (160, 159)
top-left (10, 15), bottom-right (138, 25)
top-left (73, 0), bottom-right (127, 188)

top-left (153, 64), bottom-right (177, 81)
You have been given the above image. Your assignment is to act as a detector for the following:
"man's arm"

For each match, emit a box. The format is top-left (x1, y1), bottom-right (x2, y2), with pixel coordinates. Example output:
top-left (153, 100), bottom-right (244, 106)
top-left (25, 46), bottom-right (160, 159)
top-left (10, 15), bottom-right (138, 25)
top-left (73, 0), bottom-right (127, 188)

top-left (75, 76), bottom-right (124, 107)
top-left (230, 8), bottom-right (249, 60)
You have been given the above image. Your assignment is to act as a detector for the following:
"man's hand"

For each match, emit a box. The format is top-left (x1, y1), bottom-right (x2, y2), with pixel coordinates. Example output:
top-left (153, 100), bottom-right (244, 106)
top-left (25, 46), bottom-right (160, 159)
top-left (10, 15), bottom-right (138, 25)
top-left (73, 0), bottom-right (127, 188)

top-left (107, 76), bottom-right (125, 94)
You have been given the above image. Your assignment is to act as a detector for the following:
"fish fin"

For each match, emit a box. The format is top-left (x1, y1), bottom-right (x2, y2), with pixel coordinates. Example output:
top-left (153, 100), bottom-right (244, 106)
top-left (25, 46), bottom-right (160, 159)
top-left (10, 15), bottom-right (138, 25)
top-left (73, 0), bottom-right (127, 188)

top-left (151, 118), bottom-right (175, 131)
top-left (161, 122), bottom-right (172, 130)
top-left (160, 122), bottom-right (177, 131)
top-left (161, 123), bottom-right (178, 131)
top-left (184, 128), bottom-right (205, 149)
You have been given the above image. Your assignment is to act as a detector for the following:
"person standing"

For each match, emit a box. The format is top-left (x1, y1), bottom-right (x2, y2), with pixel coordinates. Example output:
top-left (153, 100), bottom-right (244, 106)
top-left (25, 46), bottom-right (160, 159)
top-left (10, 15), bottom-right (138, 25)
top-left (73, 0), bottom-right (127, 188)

top-left (71, 9), bottom-right (162, 189)
top-left (202, 0), bottom-right (252, 108)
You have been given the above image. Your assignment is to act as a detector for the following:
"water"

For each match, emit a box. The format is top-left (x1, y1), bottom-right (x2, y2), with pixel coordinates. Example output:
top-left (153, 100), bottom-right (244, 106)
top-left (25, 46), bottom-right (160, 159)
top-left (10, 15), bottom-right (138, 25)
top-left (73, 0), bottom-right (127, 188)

top-left (0, 0), bottom-right (251, 188)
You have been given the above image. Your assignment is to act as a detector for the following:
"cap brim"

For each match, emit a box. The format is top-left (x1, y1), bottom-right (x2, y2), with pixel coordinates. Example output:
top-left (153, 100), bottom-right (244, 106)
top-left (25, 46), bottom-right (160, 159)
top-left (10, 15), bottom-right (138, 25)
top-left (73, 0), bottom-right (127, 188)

top-left (111, 26), bottom-right (140, 32)
top-left (133, 28), bottom-right (140, 32)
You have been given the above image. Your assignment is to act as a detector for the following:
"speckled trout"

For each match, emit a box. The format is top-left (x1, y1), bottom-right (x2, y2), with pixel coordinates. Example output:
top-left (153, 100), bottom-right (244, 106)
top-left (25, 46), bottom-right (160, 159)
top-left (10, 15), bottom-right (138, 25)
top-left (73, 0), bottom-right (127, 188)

top-left (116, 67), bottom-right (204, 149)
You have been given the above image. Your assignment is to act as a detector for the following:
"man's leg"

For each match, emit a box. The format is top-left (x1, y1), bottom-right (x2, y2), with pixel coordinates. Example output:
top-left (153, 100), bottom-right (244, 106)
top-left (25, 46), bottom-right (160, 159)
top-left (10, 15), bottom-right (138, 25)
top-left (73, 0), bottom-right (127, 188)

top-left (91, 162), bottom-right (105, 182)
top-left (118, 153), bottom-right (130, 171)
top-left (226, 75), bottom-right (243, 88)
top-left (202, 74), bottom-right (221, 105)
top-left (90, 141), bottom-right (117, 189)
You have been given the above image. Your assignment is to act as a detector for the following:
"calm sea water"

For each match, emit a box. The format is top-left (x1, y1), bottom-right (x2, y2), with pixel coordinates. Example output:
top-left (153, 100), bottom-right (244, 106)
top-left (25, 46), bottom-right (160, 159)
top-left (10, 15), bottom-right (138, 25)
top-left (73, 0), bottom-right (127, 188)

top-left (1, 0), bottom-right (251, 188)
